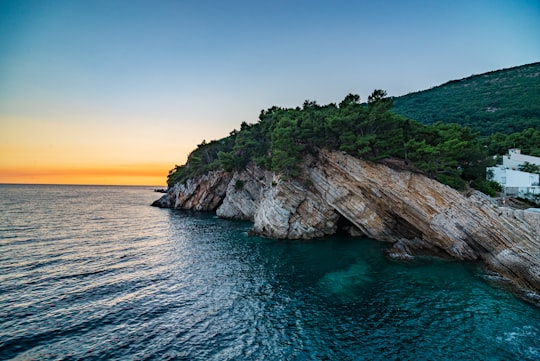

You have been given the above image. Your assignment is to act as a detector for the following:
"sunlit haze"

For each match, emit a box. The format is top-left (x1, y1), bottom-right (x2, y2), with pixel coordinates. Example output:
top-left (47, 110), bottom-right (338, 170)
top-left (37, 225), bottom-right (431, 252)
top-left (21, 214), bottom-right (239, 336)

top-left (1, 0), bottom-right (538, 185)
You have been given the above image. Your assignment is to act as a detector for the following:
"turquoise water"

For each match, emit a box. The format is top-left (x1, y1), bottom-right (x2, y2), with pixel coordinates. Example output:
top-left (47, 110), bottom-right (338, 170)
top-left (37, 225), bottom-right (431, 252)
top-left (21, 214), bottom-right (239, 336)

top-left (0, 184), bottom-right (539, 360)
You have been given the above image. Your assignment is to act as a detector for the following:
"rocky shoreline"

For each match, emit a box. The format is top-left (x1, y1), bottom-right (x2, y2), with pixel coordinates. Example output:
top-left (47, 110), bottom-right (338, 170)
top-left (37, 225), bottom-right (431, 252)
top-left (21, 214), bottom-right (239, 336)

top-left (153, 149), bottom-right (540, 304)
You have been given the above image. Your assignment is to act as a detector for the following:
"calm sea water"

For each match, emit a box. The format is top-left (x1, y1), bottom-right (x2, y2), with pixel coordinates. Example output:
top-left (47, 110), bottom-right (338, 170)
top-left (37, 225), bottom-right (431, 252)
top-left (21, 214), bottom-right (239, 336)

top-left (0, 184), bottom-right (539, 360)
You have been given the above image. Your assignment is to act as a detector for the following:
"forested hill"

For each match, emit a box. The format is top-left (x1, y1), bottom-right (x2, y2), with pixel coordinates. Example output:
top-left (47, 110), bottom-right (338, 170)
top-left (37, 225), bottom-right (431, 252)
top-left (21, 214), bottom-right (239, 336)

top-left (167, 65), bottom-right (540, 198)
top-left (391, 62), bottom-right (540, 135)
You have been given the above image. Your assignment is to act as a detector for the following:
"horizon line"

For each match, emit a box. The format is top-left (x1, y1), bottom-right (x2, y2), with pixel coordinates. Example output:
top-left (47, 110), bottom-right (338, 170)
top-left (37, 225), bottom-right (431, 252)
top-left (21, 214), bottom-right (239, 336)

top-left (0, 182), bottom-right (167, 188)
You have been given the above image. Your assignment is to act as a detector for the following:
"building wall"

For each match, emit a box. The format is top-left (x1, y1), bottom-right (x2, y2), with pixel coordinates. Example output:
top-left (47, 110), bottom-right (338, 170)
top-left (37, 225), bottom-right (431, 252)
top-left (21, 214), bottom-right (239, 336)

top-left (488, 149), bottom-right (540, 197)
top-left (503, 148), bottom-right (540, 170)
top-left (489, 167), bottom-right (538, 187)
top-left (487, 166), bottom-right (540, 196)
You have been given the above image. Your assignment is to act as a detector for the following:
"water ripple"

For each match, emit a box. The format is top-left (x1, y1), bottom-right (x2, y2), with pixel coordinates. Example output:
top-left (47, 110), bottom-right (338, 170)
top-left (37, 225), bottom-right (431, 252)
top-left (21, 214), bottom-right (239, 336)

top-left (0, 185), bottom-right (539, 360)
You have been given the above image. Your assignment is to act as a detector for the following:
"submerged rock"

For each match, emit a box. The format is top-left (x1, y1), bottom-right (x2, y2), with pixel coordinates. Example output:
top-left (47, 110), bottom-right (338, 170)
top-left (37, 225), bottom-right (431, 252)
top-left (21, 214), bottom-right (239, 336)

top-left (319, 261), bottom-right (373, 298)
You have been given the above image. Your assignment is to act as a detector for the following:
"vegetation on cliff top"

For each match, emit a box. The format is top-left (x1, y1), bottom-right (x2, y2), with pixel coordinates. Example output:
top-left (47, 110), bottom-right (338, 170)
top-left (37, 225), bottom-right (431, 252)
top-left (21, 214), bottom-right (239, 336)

top-left (391, 62), bottom-right (540, 135)
top-left (168, 88), bottom-right (539, 195)
top-left (168, 64), bottom-right (540, 195)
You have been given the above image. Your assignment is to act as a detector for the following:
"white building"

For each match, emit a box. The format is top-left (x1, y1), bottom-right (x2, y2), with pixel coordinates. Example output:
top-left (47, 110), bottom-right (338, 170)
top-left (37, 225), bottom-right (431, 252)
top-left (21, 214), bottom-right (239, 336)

top-left (502, 148), bottom-right (540, 169)
top-left (487, 149), bottom-right (540, 197)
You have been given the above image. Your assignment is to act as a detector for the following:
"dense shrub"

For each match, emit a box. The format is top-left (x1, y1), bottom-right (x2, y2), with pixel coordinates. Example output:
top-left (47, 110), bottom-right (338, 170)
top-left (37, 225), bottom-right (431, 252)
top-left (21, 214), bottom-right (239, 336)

top-left (167, 90), bottom-right (539, 196)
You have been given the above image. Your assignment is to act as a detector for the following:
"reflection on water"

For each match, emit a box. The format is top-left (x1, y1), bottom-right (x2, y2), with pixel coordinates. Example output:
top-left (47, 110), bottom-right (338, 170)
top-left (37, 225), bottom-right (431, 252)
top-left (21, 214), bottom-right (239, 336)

top-left (0, 184), bottom-right (539, 360)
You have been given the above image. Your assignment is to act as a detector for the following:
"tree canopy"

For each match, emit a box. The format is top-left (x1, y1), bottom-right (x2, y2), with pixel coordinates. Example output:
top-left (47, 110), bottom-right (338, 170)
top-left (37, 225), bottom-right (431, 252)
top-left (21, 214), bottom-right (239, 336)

top-left (391, 62), bottom-right (540, 136)
top-left (166, 89), bottom-right (540, 198)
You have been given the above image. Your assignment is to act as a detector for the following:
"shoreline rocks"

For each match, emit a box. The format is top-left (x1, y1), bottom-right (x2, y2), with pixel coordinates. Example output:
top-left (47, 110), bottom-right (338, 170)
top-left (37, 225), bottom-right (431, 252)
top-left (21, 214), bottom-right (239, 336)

top-left (152, 149), bottom-right (540, 304)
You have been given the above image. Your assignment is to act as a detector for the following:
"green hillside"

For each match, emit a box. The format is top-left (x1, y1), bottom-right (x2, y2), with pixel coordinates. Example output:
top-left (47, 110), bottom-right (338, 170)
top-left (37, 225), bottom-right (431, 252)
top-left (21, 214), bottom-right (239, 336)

top-left (391, 62), bottom-right (540, 135)
top-left (167, 64), bottom-right (540, 198)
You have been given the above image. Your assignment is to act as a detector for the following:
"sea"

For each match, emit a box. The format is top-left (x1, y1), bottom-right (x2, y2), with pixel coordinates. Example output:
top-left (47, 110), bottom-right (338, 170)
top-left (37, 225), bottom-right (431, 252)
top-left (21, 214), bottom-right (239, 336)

top-left (0, 184), bottom-right (539, 361)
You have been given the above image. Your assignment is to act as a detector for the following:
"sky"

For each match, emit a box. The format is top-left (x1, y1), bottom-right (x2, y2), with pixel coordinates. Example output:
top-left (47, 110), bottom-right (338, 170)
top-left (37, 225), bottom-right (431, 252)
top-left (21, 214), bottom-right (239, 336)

top-left (0, 0), bottom-right (539, 186)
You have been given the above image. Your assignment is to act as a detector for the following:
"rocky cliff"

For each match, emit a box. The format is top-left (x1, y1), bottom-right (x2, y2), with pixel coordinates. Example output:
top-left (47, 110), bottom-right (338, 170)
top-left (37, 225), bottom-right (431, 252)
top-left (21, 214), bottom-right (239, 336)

top-left (153, 149), bottom-right (540, 303)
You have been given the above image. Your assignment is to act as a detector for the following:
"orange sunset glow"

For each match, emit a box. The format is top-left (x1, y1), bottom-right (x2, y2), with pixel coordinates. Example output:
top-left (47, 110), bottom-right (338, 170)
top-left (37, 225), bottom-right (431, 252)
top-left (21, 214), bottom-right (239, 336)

top-left (0, 115), bottom-right (202, 186)
top-left (0, 163), bottom-right (171, 186)
top-left (1, 1), bottom-right (537, 186)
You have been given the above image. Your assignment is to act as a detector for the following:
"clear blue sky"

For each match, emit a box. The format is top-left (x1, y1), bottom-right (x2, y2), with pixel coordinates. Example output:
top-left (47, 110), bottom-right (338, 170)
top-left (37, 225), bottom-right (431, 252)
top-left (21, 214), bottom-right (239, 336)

top-left (0, 0), bottom-right (539, 184)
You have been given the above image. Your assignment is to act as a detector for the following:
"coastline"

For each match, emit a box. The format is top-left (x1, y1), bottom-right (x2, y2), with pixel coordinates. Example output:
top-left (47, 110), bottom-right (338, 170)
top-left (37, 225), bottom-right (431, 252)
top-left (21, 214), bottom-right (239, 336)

top-left (153, 150), bottom-right (540, 305)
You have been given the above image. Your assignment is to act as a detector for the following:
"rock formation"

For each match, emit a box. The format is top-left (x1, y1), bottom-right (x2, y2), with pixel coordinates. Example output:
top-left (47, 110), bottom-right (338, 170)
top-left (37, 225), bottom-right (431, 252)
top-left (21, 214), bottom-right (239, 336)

top-left (153, 149), bottom-right (540, 303)
top-left (152, 170), bottom-right (231, 211)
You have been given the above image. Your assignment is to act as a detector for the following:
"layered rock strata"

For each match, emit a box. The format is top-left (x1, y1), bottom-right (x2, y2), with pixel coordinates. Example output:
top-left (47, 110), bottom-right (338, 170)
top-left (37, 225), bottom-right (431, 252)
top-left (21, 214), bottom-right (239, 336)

top-left (153, 150), bottom-right (540, 301)
top-left (152, 170), bottom-right (231, 211)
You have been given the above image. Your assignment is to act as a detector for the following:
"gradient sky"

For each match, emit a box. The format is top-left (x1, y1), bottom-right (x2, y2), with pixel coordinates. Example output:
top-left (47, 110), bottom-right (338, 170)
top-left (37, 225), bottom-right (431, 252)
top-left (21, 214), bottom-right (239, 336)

top-left (1, 0), bottom-right (539, 185)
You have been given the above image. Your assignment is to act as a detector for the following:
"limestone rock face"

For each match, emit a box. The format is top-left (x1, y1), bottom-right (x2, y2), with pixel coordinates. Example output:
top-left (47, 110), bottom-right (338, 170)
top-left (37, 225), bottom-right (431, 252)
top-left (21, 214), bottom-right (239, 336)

top-left (216, 165), bottom-right (271, 221)
top-left (251, 178), bottom-right (339, 239)
top-left (151, 189), bottom-right (176, 208)
top-left (151, 170), bottom-right (232, 211)
top-left (153, 151), bottom-right (540, 300)
top-left (310, 150), bottom-right (540, 297)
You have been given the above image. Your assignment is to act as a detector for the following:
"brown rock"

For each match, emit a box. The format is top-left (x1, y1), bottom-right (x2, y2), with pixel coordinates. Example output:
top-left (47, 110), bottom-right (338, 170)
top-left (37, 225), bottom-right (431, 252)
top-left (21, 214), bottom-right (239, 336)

top-left (152, 170), bottom-right (232, 211)
top-left (153, 150), bottom-right (540, 301)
